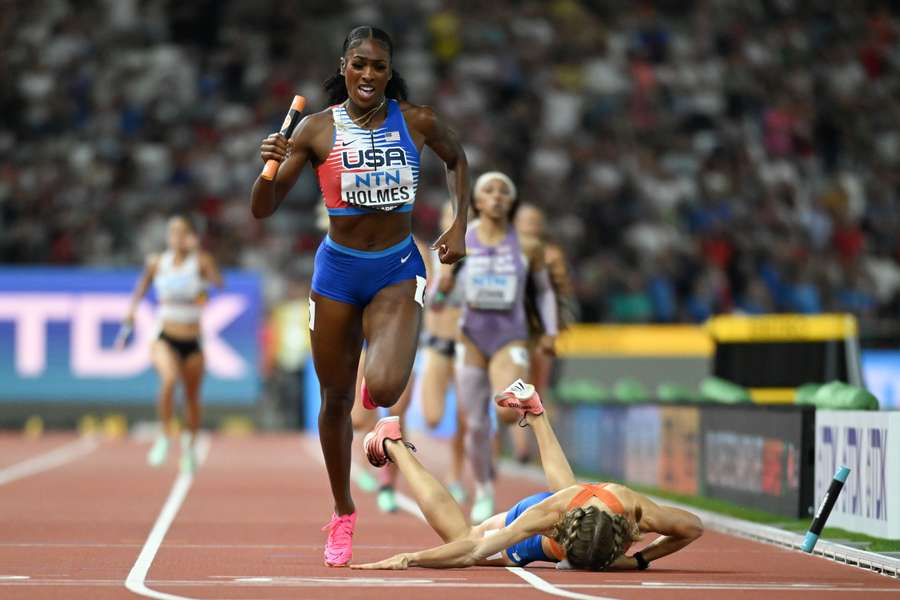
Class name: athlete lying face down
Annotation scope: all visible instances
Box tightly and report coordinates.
[352,380,703,571]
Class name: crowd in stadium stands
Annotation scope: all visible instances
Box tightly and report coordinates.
[3,0,899,324]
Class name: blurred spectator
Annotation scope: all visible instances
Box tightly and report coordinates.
[2,0,899,327]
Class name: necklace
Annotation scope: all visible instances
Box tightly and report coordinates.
[343,97,386,129]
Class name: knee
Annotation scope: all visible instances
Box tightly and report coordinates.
[319,389,354,421]
[160,377,177,394]
[465,414,490,437]
[364,371,408,408]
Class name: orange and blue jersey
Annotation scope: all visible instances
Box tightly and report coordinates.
[504,483,624,567]
[316,99,420,216]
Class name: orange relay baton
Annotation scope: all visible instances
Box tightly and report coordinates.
[261,95,306,181]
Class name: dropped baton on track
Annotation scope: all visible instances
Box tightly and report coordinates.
[801,465,850,553]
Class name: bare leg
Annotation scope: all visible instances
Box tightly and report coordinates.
[181,352,204,442]
[310,292,365,516]
[488,341,532,463]
[382,373,415,488]
[362,279,423,408]
[451,405,466,483]
[350,351,380,490]
[509,424,532,463]
[488,341,530,426]
[525,412,576,492]
[384,439,471,543]
[421,348,453,428]
[150,341,179,437]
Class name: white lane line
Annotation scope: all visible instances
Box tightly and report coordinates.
[124,434,211,600]
[0,437,99,486]
[0,576,29,580]
[1,541,408,550]
[3,577,900,592]
[326,438,618,600]
[507,567,617,600]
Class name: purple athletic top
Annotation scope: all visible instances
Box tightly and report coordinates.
[460,224,529,357]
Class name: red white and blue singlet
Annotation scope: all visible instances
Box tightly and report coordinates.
[310,99,426,307]
[316,99,420,216]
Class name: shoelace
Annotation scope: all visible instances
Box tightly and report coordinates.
[321,514,355,544]
[496,392,533,427]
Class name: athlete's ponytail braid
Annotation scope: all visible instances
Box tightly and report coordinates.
[553,506,633,571]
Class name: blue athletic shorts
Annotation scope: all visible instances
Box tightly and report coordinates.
[312,235,426,307]
[504,492,554,566]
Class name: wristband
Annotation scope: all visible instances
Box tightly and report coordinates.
[633,551,650,570]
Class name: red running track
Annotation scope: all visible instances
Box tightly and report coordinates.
[0,432,898,599]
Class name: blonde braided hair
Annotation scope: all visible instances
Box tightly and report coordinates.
[552,506,635,571]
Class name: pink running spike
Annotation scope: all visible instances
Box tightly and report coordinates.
[322,511,356,567]
[494,379,544,417]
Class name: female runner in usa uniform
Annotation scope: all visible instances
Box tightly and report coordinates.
[250,26,469,567]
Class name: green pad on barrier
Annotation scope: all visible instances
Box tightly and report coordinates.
[794,383,822,405]
[656,382,697,403]
[613,377,649,403]
[796,381,879,410]
[699,376,751,404]
[555,379,610,404]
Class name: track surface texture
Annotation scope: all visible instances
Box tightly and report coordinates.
[0,432,898,599]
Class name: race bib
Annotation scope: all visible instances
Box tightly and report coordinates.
[341,167,415,210]
[465,271,518,310]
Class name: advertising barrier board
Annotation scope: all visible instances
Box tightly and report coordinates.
[815,410,900,539]
[0,267,261,405]
[700,406,815,518]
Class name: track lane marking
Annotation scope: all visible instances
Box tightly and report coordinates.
[124,434,210,600]
[0,436,99,486]
[506,567,617,600]
[4,576,898,592]
[322,437,619,600]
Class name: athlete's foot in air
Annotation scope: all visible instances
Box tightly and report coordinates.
[147,435,169,467]
[322,511,357,567]
[494,379,544,418]
[360,378,376,410]
[363,416,415,468]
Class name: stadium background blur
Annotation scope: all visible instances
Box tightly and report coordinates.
[3,0,900,556]
[2,0,899,416]
[6,0,900,316]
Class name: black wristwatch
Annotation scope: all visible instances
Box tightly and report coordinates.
[633,551,650,570]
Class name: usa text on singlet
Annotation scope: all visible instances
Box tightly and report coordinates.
[316,99,421,215]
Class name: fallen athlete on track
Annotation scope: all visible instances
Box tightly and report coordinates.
[353,380,703,571]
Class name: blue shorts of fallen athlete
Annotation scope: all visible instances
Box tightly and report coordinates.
[311,235,426,307]
[504,491,555,566]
